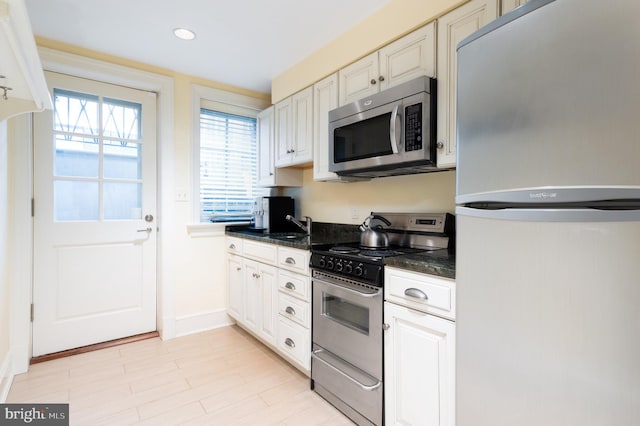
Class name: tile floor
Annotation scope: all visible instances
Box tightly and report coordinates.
[7,325,353,425]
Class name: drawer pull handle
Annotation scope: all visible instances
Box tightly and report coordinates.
[285,257,296,265]
[285,282,296,291]
[285,306,296,316]
[405,288,428,300]
[229,243,236,249]
[285,338,296,348]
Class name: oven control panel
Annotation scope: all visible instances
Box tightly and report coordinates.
[310,253,383,286]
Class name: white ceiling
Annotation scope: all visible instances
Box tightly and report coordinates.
[25,0,393,94]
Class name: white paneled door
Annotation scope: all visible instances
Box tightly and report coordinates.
[32,72,157,356]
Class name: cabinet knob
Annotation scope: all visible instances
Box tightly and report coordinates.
[229,244,236,249]
[383,323,390,331]
[290,149,295,153]
[378,75,385,82]
[436,141,444,150]
[269,172,274,176]
[236,267,241,271]
[370,78,377,85]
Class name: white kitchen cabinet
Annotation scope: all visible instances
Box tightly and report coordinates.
[243,258,277,345]
[338,23,436,106]
[436,0,499,168]
[226,237,311,374]
[384,266,456,426]
[257,106,303,187]
[312,73,340,181]
[227,254,243,321]
[275,87,313,168]
[384,301,456,426]
[501,0,528,14]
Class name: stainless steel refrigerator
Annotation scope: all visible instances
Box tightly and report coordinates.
[455,1,640,425]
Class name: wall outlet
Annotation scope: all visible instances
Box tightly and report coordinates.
[350,207,359,220]
[176,190,188,202]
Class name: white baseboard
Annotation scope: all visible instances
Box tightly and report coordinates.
[174,309,234,337]
[0,350,13,403]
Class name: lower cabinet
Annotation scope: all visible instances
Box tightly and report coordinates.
[384,267,456,426]
[243,259,277,346]
[226,237,311,374]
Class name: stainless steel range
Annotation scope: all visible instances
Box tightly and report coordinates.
[310,212,455,426]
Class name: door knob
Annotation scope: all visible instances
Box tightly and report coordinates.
[145,214,154,222]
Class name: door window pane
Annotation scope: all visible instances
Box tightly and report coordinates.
[104,182,142,220]
[54,135,99,178]
[104,141,142,180]
[103,97,142,139]
[53,89,99,135]
[54,180,99,221]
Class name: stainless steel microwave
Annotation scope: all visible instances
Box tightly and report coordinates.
[328,76,437,178]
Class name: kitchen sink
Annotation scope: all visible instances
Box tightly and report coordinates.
[269,233,309,241]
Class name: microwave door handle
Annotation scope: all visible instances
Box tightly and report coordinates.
[389,105,400,154]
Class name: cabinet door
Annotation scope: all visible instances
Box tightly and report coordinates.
[290,87,314,166]
[243,259,261,333]
[274,97,292,167]
[436,0,498,168]
[313,73,339,181]
[227,254,243,321]
[257,106,275,186]
[257,263,277,344]
[384,302,456,426]
[501,0,528,14]
[379,22,436,91]
[339,52,380,106]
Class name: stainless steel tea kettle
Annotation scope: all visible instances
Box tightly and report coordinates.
[359,214,391,249]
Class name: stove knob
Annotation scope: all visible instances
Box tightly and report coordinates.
[318,257,326,268]
[326,259,334,270]
[354,264,364,277]
[335,262,343,272]
[344,263,353,274]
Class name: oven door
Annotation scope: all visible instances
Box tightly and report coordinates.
[312,271,383,378]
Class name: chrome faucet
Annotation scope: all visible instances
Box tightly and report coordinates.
[285,215,312,235]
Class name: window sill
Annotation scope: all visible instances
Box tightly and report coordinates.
[186,221,251,238]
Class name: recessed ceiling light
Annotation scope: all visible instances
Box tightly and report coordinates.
[173,28,196,40]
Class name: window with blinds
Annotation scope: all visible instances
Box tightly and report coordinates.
[199,108,260,223]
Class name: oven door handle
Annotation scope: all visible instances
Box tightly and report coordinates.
[315,276,381,298]
[312,349,382,392]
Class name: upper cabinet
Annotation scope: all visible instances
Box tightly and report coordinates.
[0,0,52,121]
[435,0,499,168]
[275,87,313,168]
[501,0,529,15]
[339,23,436,106]
[312,73,340,182]
[257,106,302,187]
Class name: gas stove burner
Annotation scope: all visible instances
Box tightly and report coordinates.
[359,249,401,258]
[330,246,361,254]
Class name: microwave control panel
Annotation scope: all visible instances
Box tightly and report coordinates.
[405,103,423,152]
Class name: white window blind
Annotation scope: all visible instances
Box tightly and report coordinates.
[199,108,259,223]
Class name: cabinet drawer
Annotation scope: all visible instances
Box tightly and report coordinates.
[277,317,310,371]
[278,270,310,302]
[226,236,243,254]
[277,246,309,274]
[243,239,277,264]
[278,292,310,328]
[385,267,456,320]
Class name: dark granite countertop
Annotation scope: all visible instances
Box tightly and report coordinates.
[383,251,456,280]
[225,223,456,280]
